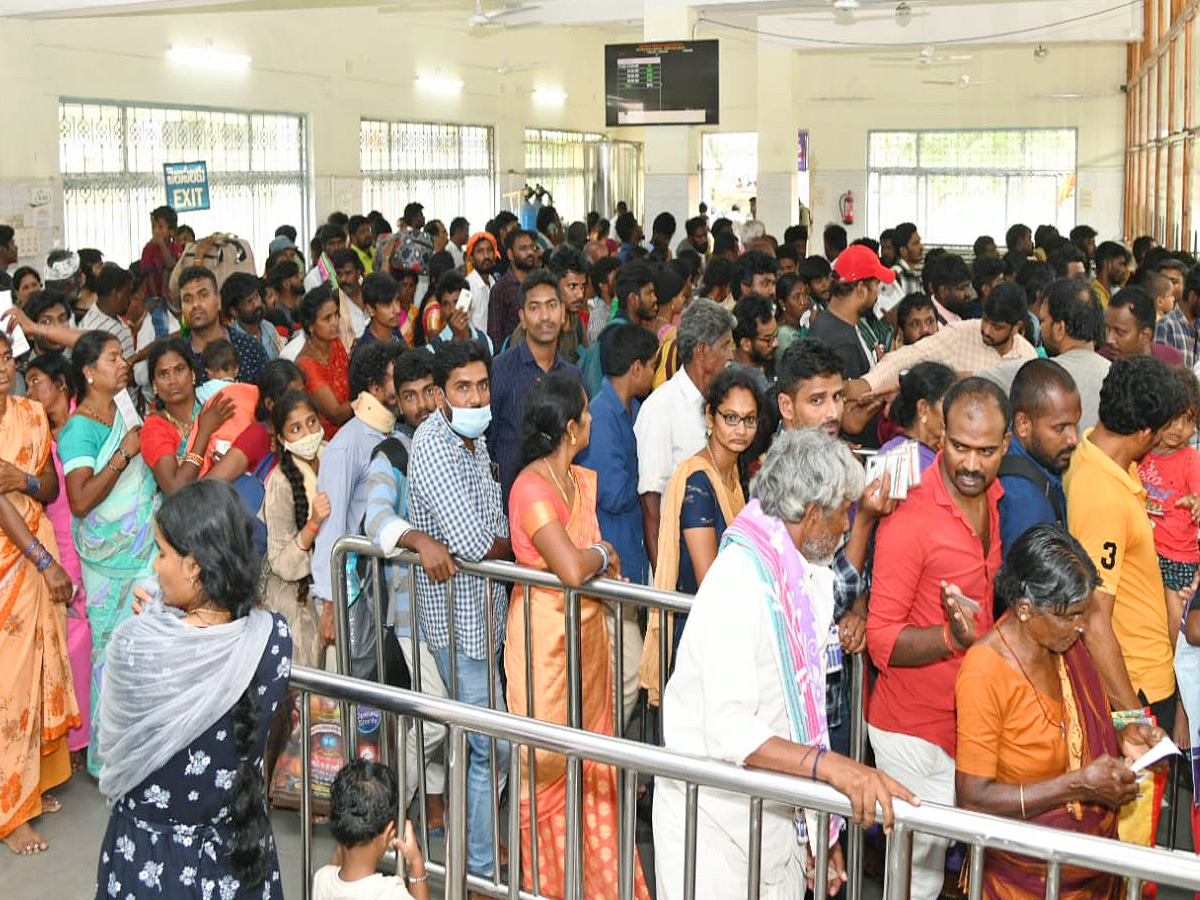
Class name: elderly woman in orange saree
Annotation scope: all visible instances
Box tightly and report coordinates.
[0,330,80,857]
[955,524,1162,900]
[504,372,651,899]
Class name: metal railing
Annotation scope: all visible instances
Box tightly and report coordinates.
[289,663,1200,900]
[326,534,873,900]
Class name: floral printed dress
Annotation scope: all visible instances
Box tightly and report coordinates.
[94,615,293,900]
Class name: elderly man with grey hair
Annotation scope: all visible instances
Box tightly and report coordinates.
[634,296,736,570]
[654,428,918,900]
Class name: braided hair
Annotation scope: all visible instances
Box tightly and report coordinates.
[270,390,319,604]
[156,480,273,889]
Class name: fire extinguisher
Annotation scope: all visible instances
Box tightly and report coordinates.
[839,190,855,226]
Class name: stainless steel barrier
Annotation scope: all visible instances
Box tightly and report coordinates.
[289,663,1200,900]
[326,534,872,897]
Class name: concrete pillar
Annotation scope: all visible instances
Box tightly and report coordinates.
[640,3,701,235]
[754,42,801,240]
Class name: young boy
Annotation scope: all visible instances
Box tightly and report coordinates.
[192,339,257,473]
[140,205,182,301]
[313,760,429,900]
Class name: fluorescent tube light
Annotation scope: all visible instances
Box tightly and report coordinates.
[416,74,464,94]
[532,88,568,103]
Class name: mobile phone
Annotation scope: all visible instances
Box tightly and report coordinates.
[946,586,982,615]
[456,288,473,313]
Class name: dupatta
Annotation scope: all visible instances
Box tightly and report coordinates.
[638,454,745,703]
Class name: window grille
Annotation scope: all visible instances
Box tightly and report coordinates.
[361,119,495,230]
[867,129,1077,245]
[524,129,643,222]
[59,99,309,267]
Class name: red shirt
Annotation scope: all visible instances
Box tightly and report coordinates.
[1138,445,1200,563]
[140,239,183,299]
[298,340,350,440]
[866,453,1002,757]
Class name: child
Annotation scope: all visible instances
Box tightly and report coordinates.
[1138,365,1200,645]
[313,760,429,900]
[189,339,258,473]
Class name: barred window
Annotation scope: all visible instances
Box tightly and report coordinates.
[867,129,1077,245]
[361,119,495,230]
[59,99,309,268]
[524,128,643,222]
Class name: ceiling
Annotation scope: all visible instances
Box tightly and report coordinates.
[0,0,1144,48]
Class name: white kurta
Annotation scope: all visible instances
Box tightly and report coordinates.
[653,542,836,900]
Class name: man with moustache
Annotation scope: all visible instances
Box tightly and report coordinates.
[867,378,1008,900]
[487,229,539,348]
[223,272,283,360]
[464,231,499,335]
[487,269,581,505]
[363,348,456,832]
[996,359,1081,559]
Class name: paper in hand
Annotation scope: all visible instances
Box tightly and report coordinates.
[114,389,143,430]
[0,291,31,357]
[1130,735,1181,773]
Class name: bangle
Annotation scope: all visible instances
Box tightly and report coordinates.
[812,747,825,781]
[304,520,320,535]
[590,542,610,576]
[25,473,40,496]
[183,452,204,468]
[107,461,124,475]
[1019,783,1027,820]
[407,874,428,884]
[117,447,132,463]
[22,537,39,559]
[33,546,54,572]
[943,621,957,654]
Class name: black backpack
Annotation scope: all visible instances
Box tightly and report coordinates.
[998,453,1065,524]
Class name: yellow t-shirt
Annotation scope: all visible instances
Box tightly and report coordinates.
[1064,430,1174,704]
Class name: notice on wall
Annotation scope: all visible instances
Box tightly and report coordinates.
[163,161,210,212]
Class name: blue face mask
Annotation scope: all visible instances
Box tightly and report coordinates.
[449,404,492,439]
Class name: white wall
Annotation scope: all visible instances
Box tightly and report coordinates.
[0,7,1130,265]
[796,42,1128,244]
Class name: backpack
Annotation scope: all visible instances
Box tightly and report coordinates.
[237,450,275,566]
[998,453,1065,524]
[168,233,257,294]
[354,434,414,688]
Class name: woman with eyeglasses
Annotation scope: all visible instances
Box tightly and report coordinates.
[641,366,762,696]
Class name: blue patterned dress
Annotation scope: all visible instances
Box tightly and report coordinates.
[94,615,293,900]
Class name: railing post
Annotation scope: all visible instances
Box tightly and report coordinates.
[523,584,541,891]
[564,754,585,900]
[445,724,469,900]
[565,588,583,730]
[815,811,831,900]
[684,782,700,900]
[299,689,313,900]
[885,824,913,900]
[847,651,867,900]
[613,600,625,738]
[331,539,357,759]
[619,765,637,900]
[370,554,390,769]
[968,842,984,900]
[485,575,502,890]
[445,576,458,701]
[507,744,521,900]
[746,796,763,900]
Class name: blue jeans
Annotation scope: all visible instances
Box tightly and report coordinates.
[431,647,510,876]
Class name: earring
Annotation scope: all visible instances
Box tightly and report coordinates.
[87,377,94,384]
[570,434,577,446]
[920,415,927,424]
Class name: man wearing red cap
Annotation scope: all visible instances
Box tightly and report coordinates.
[808,244,897,384]
[464,231,499,335]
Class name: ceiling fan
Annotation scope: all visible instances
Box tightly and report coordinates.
[821,0,929,25]
[922,73,996,89]
[468,0,540,28]
[871,45,972,66]
[465,58,547,74]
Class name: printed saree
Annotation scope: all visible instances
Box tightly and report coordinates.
[0,398,80,839]
[504,465,651,899]
[58,411,159,776]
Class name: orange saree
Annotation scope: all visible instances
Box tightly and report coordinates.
[505,465,651,900]
[0,397,80,840]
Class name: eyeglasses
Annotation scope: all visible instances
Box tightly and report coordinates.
[716,409,758,429]
[753,331,779,345]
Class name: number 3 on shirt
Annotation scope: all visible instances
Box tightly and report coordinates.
[1100,541,1117,570]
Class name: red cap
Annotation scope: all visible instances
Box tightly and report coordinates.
[832,244,896,284]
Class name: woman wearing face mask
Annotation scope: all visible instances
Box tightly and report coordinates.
[57,330,158,777]
[260,390,328,669]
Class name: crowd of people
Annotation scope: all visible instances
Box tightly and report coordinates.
[0,201,1197,900]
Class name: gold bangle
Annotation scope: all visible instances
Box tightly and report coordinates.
[1019,783,1027,820]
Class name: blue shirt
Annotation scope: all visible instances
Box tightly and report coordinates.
[576,379,648,585]
[998,434,1065,559]
[486,339,581,507]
